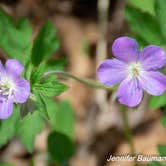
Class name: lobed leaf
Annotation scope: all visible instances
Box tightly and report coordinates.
[31,21,60,66]
[0,108,19,147]
[48,100,75,139]
[47,131,75,163]
[127,0,155,15]
[125,6,164,45]
[155,0,166,41]
[0,10,32,64]
[33,80,68,97]
[16,111,44,153]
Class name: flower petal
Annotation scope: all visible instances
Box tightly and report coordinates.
[0,98,13,119]
[14,78,30,103]
[117,77,143,107]
[139,45,166,70]
[139,71,166,96]
[97,59,127,86]
[5,59,24,77]
[112,36,139,62]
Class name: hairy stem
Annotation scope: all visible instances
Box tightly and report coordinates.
[42,70,113,91]
[120,105,135,156]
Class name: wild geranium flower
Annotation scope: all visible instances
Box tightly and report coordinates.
[0,59,30,119]
[97,36,166,107]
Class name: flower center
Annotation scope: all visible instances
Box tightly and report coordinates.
[127,62,144,78]
[0,77,15,101]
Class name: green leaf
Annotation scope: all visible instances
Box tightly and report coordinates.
[0,107,19,147]
[127,0,155,15]
[35,93,49,119]
[48,100,74,139]
[150,92,166,110]
[31,21,60,66]
[162,109,166,127]
[147,161,163,166]
[16,111,44,153]
[33,80,68,97]
[47,131,75,163]
[24,62,34,81]
[158,144,166,156]
[44,98,57,121]
[155,0,166,41]
[0,10,32,64]
[45,58,67,72]
[125,6,164,45]
[147,144,166,165]
[38,98,74,139]
[0,163,15,166]
[30,63,45,85]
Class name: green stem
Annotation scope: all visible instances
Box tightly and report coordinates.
[42,70,113,91]
[120,105,135,156]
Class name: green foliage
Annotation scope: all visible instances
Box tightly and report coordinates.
[155,0,166,41]
[125,6,164,45]
[127,0,155,15]
[0,10,32,65]
[126,3,166,129]
[33,80,68,97]
[35,93,49,119]
[161,109,166,127]
[47,131,75,164]
[147,161,163,166]
[31,21,60,66]
[48,100,75,139]
[0,10,71,155]
[24,61,34,80]
[148,145,166,166]
[0,105,45,154]
[45,100,75,165]
[158,144,166,156]
[30,63,46,85]
[0,108,19,147]
[45,58,67,72]
[44,98,57,121]
[0,163,14,166]
[150,94,166,127]
[16,111,44,153]
[150,92,166,110]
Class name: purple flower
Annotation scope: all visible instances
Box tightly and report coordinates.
[0,59,30,119]
[97,36,166,107]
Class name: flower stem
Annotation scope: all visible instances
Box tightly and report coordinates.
[42,70,113,91]
[120,105,135,156]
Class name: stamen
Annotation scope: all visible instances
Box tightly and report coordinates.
[128,62,144,78]
[0,83,14,101]
[132,67,139,77]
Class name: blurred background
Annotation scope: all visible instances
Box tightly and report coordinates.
[0,0,165,166]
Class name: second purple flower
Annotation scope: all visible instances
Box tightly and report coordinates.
[0,59,30,119]
[97,36,166,107]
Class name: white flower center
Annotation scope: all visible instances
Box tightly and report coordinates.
[0,75,15,101]
[127,62,144,78]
